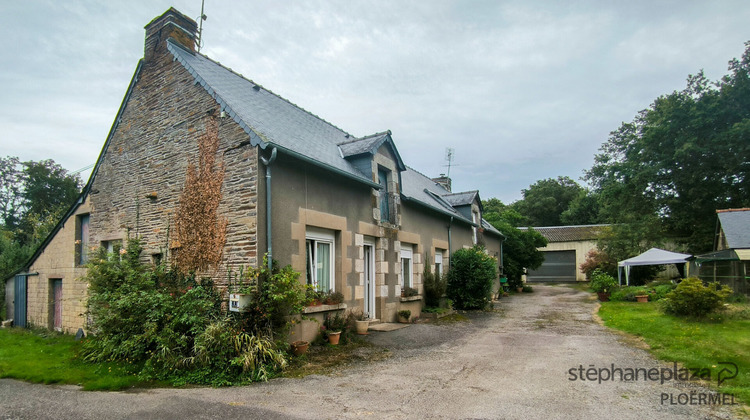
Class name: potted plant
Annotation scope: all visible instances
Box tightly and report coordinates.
[401,286,418,298]
[323,290,344,306]
[589,269,618,302]
[290,340,309,356]
[398,309,411,323]
[635,294,649,303]
[322,312,346,345]
[350,309,370,334]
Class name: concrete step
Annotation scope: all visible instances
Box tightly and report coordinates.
[367,318,381,325]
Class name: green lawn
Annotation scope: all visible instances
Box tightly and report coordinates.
[0,328,146,390]
[599,302,750,403]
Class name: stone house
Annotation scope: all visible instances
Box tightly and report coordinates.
[6,8,504,337]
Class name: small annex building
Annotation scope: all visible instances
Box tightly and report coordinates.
[521,224,608,283]
[6,8,504,337]
[695,208,750,295]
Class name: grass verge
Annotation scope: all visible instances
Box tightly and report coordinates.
[0,328,146,391]
[598,302,750,404]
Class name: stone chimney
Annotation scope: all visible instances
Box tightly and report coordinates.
[144,8,198,62]
[432,174,452,192]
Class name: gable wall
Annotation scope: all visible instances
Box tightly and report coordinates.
[24,197,91,333]
[88,47,258,287]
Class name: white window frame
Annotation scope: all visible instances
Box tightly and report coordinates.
[435,250,443,276]
[306,227,335,292]
[400,243,413,288]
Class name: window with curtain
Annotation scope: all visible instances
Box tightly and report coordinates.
[306,228,335,292]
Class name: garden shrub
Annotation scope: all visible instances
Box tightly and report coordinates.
[82,238,304,386]
[446,245,497,310]
[609,286,649,302]
[651,284,676,301]
[660,277,732,317]
[589,269,618,294]
[423,264,446,308]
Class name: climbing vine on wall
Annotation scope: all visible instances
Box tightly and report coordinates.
[173,117,228,273]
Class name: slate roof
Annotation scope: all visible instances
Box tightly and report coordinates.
[168,40,500,236]
[442,191,479,207]
[338,131,389,157]
[168,40,376,186]
[521,224,609,242]
[717,208,750,249]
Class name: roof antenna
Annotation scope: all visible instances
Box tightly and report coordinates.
[444,147,455,178]
[196,0,208,52]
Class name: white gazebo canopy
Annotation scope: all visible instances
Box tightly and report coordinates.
[617,248,692,285]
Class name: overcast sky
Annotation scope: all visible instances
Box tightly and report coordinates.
[1,1,748,203]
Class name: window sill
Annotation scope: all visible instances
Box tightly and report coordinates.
[400,296,421,302]
[303,303,347,314]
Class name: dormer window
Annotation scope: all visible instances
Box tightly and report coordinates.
[378,167,392,223]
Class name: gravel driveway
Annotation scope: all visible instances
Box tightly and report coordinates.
[0,284,743,419]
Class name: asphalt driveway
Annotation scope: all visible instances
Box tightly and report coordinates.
[0,285,743,419]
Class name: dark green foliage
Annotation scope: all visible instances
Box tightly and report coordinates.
[482,198,547,285]
[661,277,733,317]
[589,269,618,293]
[586,43,750,253]
[423,264,447,308]
[610,286,649,302]
[446,246,497,310]
[0,157,82,279]
[397,310,411,319]
[560,190,601,226]
[510,176,584,227]
[652,284,676,301]
[82,239,301,386]
[522,285,533,293]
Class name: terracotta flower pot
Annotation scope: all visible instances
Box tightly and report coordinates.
[516,287,524,293]
[635,295,649,303]
[597,292,610,302]
[291,340,309,356]
[398,316,409,324]
[355,320,369,335]
[327,331,341,345]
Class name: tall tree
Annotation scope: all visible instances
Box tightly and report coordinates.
[483,199,547,284]
[512,176,584,227]
[586,42,750,253]
[0,156,82,278]
[560,189,601,226]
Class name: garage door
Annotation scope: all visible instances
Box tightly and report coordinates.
[526,250,576,282]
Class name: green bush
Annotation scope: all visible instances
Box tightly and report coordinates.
[522,285,533,293]
[610,286,649,302]
[423,264,447,308]
[660,277,732,317]
[446,246,497,310]
[589,269,618,293]
[81,238,304,386]
[651,284,676,300]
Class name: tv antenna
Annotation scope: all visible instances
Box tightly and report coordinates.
[196,0,208,52]
[444,147,455,178]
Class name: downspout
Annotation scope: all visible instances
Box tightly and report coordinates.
[261,147,277,271]
[447,216,453,267]
[499,237,504,274]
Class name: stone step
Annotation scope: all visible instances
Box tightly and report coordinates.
[367,318,381,325]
